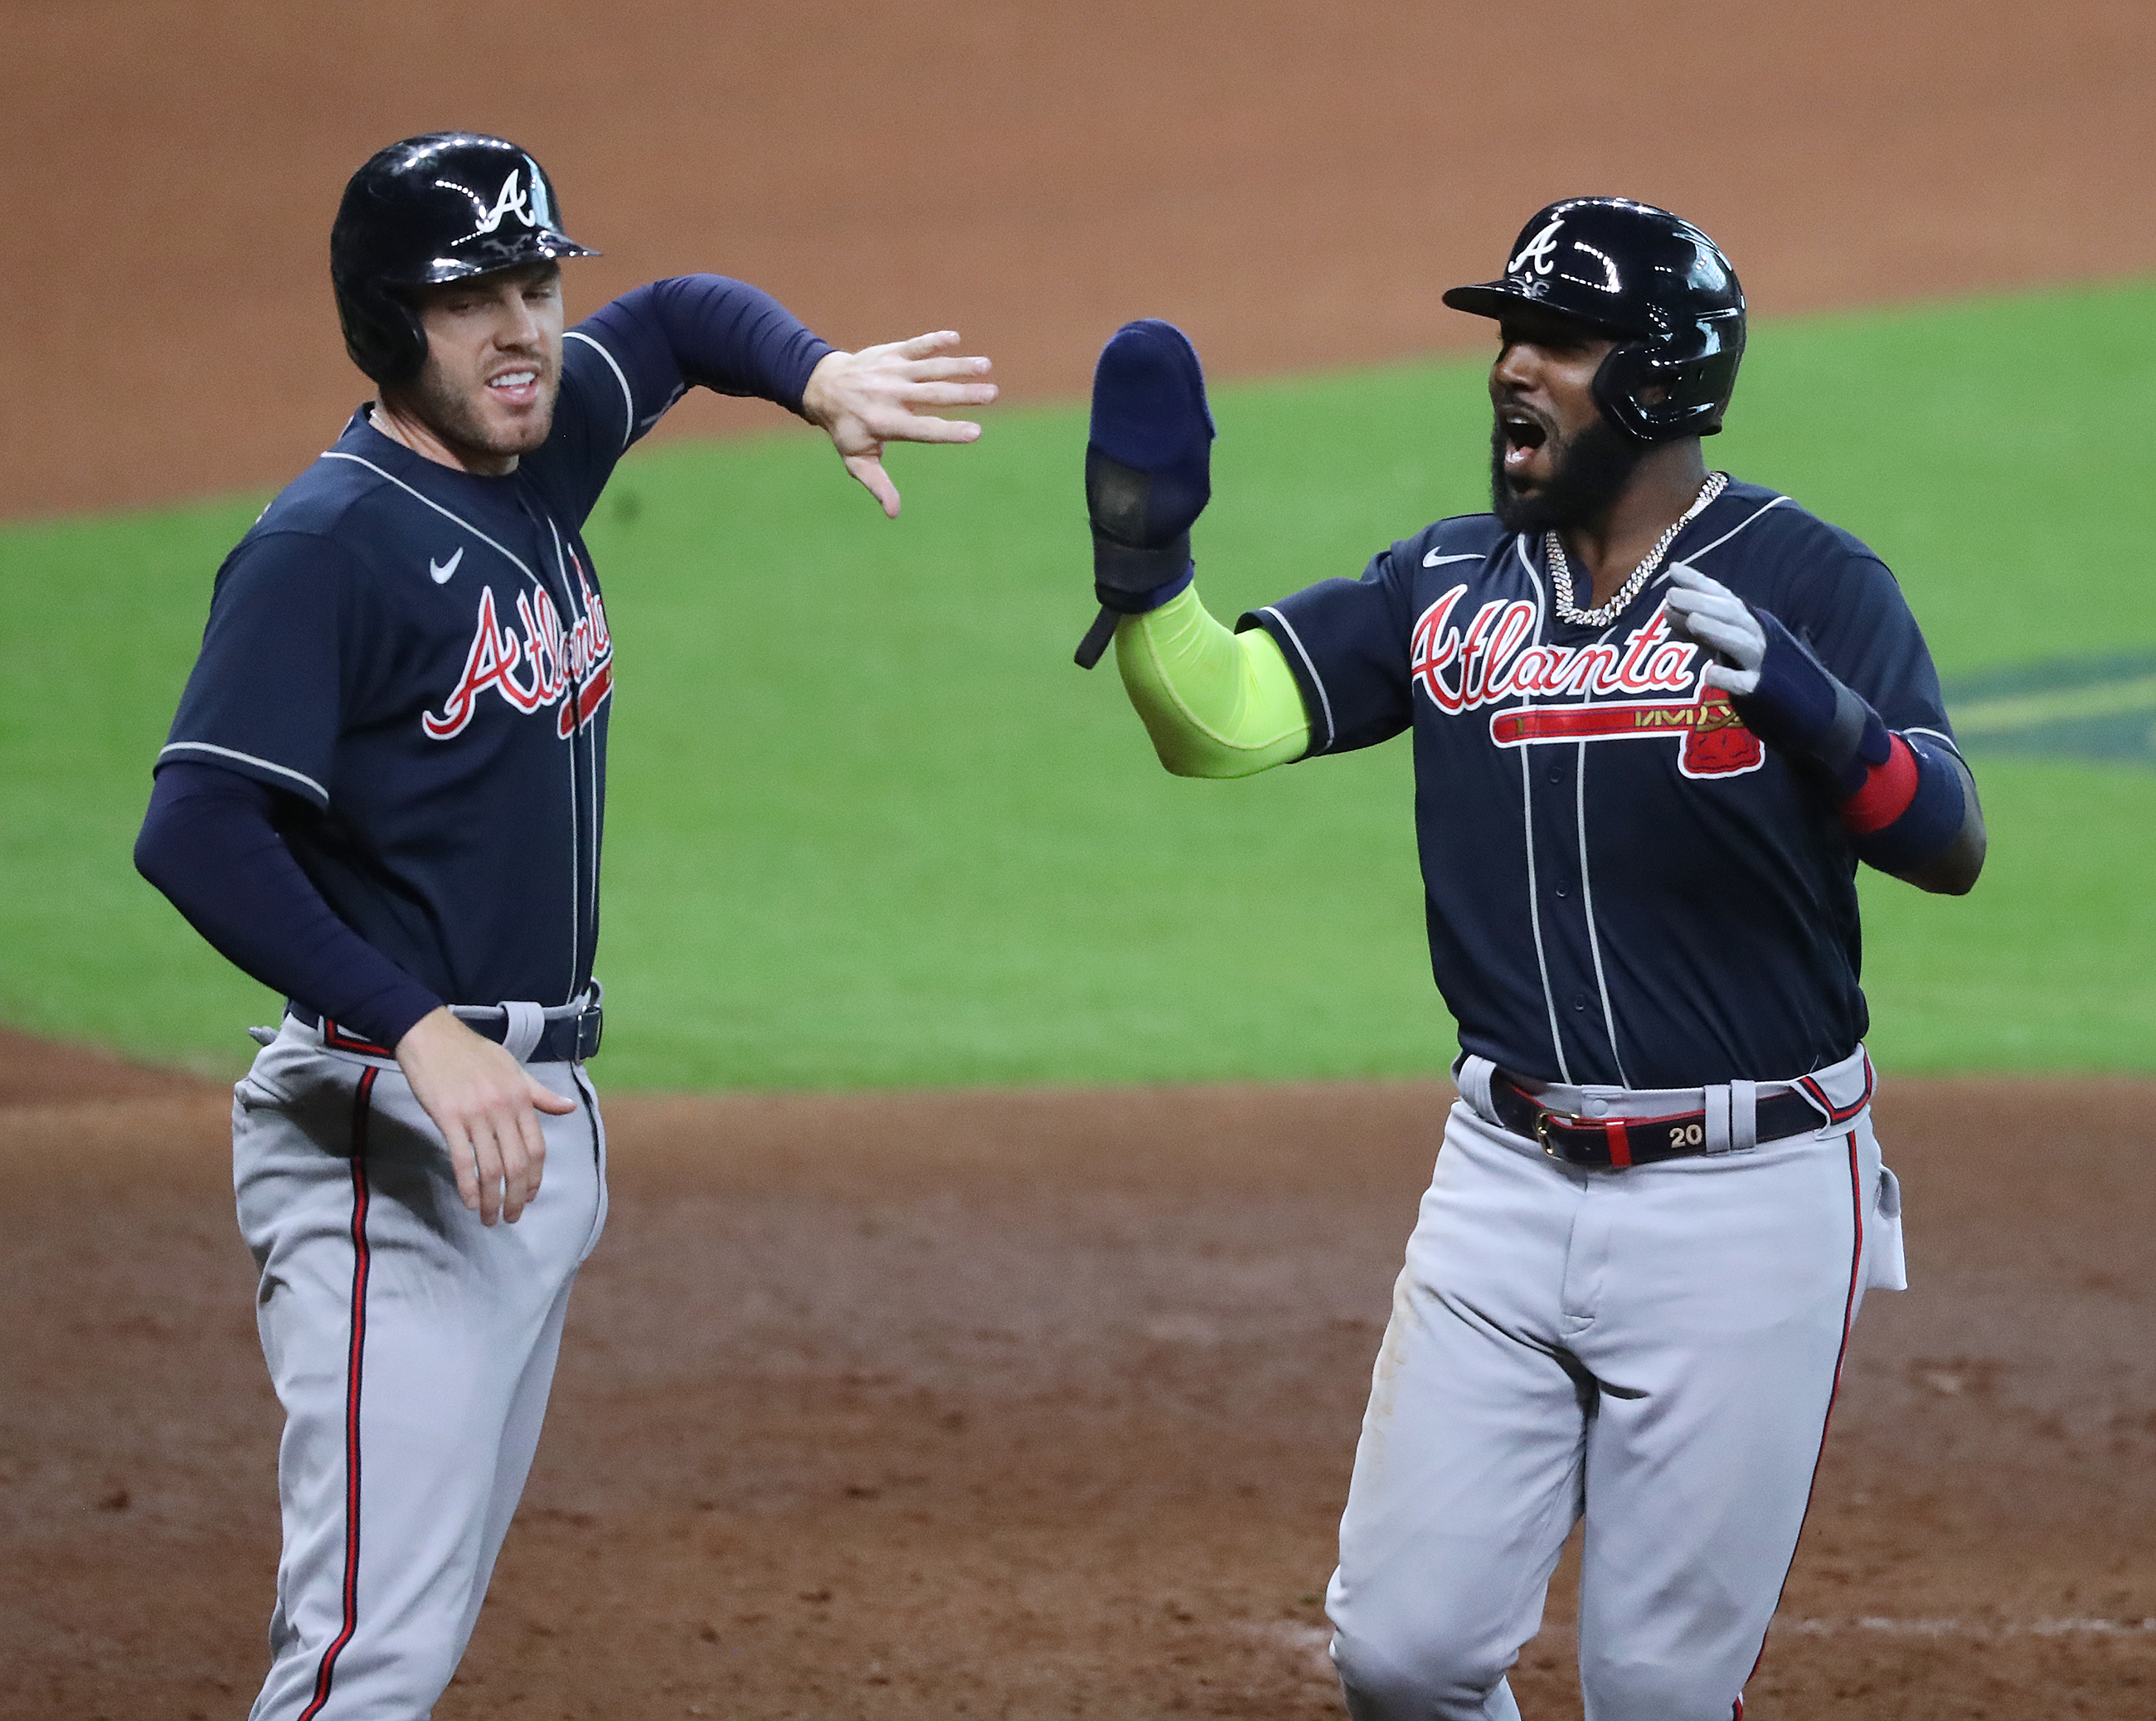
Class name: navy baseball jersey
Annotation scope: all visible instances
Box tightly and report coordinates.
[158,277,829,1013]
[1242,479,1957,1089]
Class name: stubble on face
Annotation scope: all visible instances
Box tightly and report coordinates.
[1489,412,1645,537]
[382,263,564,471]
[399,355,561,464]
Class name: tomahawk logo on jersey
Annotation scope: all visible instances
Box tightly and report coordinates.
[1242,479,1960,1090]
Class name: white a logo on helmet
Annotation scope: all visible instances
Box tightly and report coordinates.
[1508,218,1565,279]
[473,170,535,235]
[521,156,555,227]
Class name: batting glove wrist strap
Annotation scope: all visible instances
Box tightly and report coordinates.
[1731,609,1889,796]
[1092,525,1195,611]
[1728,610,1976,874]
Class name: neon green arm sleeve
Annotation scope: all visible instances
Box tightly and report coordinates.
[1112,584,1311,777]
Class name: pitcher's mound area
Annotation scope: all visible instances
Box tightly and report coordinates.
[2,1056,2152,1720]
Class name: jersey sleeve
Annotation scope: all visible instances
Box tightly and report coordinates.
[1774,544,1957,751]
[537,275,837,522]
[1236,540,1418,756]
[158,532,371,808]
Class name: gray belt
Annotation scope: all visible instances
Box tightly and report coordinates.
[289,983,604,1064]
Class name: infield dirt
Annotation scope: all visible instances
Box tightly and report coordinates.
[3,1044,2154,1720]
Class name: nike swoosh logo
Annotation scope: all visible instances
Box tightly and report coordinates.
[429,547,464,584]
[1423,550,1482,567]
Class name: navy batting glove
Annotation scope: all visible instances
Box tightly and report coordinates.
[1076,319,1216,668]
[1733,610,1891,796]
[1731,609,1979,884]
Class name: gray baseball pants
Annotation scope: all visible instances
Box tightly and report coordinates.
[232,1016,607,1720]
[1328,1047,1902,1721]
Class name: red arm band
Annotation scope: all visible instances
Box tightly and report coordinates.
[1839,734,1920,835]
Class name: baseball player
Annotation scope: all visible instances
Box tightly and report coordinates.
[1078,199,1982,1720]
[133,133,993,1718]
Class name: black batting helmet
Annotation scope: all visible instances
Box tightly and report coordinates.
[329,133,599,386]
[1443,198,1746,443]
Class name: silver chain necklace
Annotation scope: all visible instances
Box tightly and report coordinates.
[1544,471,1728,629]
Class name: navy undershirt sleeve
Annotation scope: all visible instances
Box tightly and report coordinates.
[579,275,833,439]
[134,762,441,1048]
[541,275,836,521]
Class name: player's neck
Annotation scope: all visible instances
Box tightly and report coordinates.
[369,400,522,478]
[1558,442,1711,609]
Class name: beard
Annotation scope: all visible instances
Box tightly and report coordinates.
[1490,413,1646,535]
[395,360,559,464]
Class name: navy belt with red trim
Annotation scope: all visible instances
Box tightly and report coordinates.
[290,1000,604,1065]
[1491,1077,1823,1168]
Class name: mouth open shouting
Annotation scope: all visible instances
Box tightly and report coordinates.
[1497,404,1553,485]
[1489,401,1644,537]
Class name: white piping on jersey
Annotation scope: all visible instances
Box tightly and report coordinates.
[1260,605,1337,754]
[1508,535,1574,1082]
[1902,725,1964,758]
[321,452,548,593]
[1650,492,1791,582]
[566,329,636,454]
[1543,530,1638,1087]
[158,740,328,801]
[544,513,586,1002]
[1510,532,1542,587]
[1573,720,1634,1087]
[1502,495,1790,1083]
[1517,742,1573,1084]
[321,447,603,1006]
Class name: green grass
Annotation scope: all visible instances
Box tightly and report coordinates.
[2,496,283,1075]
[4,278,2152,1084]
[1856,760,2156,1071]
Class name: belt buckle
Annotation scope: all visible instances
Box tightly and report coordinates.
[575,1004,605,1062]
[1532,1106,1575,1159]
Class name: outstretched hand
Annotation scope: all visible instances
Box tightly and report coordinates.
[800,332,996,518]
[394,1007,578,1226]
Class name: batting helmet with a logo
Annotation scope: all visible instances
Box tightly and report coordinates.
[329,133,600,386]
[1443,197,1746,443]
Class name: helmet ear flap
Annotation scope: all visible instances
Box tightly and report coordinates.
[1592,343,1661,445]
[1592,333,1738,445]
[335,281,427,387]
